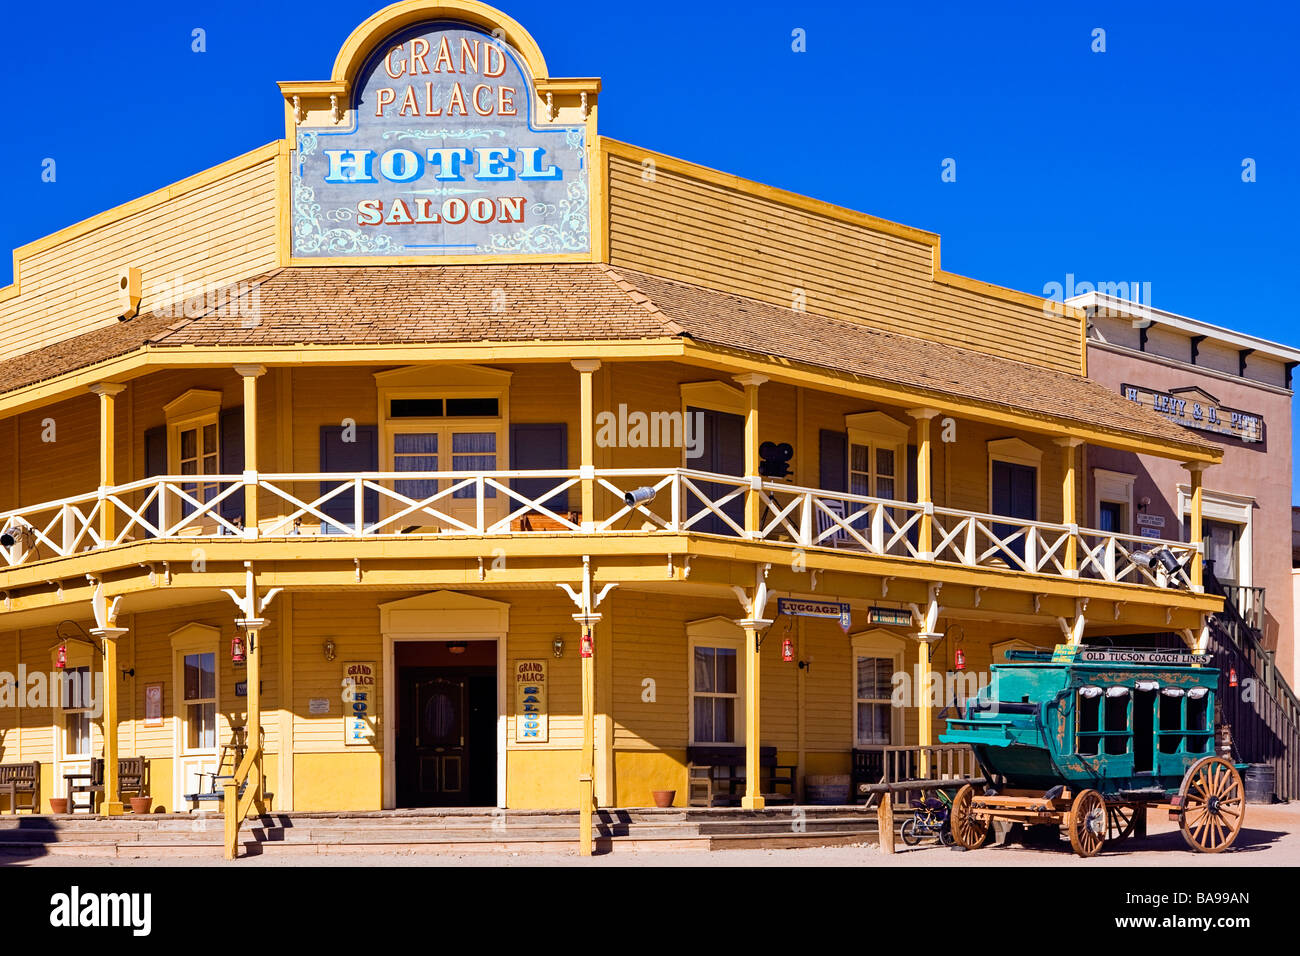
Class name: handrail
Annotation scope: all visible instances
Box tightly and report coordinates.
[222,740,263,860]
[0,469,1206,592]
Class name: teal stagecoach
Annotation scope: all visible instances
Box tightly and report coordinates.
[939,645,1244,856]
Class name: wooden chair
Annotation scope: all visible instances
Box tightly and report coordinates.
[0,761,40,814]
[67,757,148,812]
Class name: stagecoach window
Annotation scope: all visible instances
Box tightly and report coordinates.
[1076,689,1101,756]
[1159,693,1184,754]
[1186,692,1211,754]
[1103,692,1129,755]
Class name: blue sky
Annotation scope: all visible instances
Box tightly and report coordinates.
[1,0,1296,483]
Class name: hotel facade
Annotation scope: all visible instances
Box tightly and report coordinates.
[0,1,1246,841]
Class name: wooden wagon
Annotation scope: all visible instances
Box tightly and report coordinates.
[939,645,1244,857]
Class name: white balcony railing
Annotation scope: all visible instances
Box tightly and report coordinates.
[0,469,1198,589]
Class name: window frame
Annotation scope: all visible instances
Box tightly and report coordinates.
[1093,468,1135,534]
[845,412,909,504]
[169,623,222,759]
[163,389,225,514]
[687,617,747,748]
[376,366,512,524]
[850,628,905,750]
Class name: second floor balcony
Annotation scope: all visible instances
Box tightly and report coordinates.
[0,464,1201,592]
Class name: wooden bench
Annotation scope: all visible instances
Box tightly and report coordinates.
[66,757,149,812]
[0,761,40,814]
[686,746,796,807]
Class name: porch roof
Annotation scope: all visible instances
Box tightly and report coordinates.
[0,262,1218,457]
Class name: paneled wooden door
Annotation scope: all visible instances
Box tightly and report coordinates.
[397,667,496,807]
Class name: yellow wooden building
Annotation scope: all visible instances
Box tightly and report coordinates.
[0,0,1224,852]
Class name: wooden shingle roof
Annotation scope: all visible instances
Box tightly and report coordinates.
[0,262,1216,455]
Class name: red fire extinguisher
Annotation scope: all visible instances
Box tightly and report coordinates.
[954,647,966,672]
[782,637,794,663]
[55,643,67,670]
[580,629,593,659]
[231,634,246,664]
[1229,667,1238,688]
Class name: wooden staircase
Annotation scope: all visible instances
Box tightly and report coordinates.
[1203,567,1300,800]
[0,806,882,859]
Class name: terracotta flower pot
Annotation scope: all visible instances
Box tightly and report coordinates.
[130,797,153,815]
[652,789,676,808]
[48,798,69,815]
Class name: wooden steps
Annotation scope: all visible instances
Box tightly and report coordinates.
[0,806,881,858]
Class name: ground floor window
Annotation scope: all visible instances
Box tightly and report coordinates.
[183,652,217,751]
[851,629,904,748]
[61,665,92,757]
[691,645,738,744]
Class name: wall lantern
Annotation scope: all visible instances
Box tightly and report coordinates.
[322,639,337,662]
[782,637,794,663]
[1229,667,1239,688]
[954,648,966,672]
[552,636,565,658]
[55,643,68,670]
[231,634,246,664]
[580,629,593,659]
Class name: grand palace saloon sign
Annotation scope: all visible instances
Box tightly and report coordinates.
[292,22,590,258]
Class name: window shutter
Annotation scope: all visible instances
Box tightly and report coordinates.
[219,407,245,527]
[143,426,167,536]
[819,429,848,493]
[320,425,379,532]
[509,423,568,513]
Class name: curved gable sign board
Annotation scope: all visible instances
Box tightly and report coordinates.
[292,20,589,258]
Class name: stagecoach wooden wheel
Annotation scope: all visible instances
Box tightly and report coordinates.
[1068,789,1107,857]
[1106,802,1137,842]
[1178,756,1245,853]
[950,784,990,850]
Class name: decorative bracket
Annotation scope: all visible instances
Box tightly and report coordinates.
[88,576,122,631]
[330,94,342,124]
[557,554,618,625]
[221,562,283,623]
[292,95,304,125]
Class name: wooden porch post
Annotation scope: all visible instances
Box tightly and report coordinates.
[239,617,266,804]
[740,620,768,809]
[234,365,266,537]
[908,408,939,559]
[1185,462,1207,591]
[89,383,126,544]
[572,360,601,532]
[1055,437,1083,576]
[90,625,128,815]
[734,373,768,537]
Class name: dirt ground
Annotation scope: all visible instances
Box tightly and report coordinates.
[8,801,1297,867]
